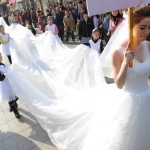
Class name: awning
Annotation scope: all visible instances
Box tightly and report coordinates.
[87,0,150,16]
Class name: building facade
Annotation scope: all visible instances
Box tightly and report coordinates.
[0,0,59,14]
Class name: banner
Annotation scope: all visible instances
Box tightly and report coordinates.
[87,0,150,16]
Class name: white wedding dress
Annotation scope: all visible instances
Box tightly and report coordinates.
[1,18,150,150]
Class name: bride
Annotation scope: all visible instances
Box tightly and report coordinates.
[0,4,150,150]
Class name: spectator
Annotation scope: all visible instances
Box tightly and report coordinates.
[79,10,94,46]
[26,10,32,25]
[92,15,100,28]
[103,12,111,43]
[71,9,77,26]
[89,28,104,53]
[21,10,27,26]
[52,8,64,41]
[25,19,36,36]
[15,10,23,24]
[78,0,87,20]
[97,18,105,41]
[31,8,37,28]
[46,9,52,17]
[63,10,75,43]
[108,10,124,35]
[3,13,10,26]
[28,24,36,35]
[37,12,46,32]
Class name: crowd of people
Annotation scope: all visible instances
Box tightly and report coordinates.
[2,0,149,53]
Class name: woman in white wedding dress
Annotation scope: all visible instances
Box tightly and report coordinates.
[0,4,150,150]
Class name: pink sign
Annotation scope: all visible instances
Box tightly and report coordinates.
[87,0,150,15]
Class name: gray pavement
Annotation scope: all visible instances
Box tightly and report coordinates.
[0,100,56,150]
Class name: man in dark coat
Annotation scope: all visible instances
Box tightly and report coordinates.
[79,10,94,46]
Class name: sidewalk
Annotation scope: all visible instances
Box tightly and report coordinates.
[0,100,57,150]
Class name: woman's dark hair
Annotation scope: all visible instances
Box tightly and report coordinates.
[133,5,150,24]
[110,11,123,26]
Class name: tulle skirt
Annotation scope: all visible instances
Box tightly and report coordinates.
[82,87,150,150]
[6,66,150,150]
[0,43,10,56]
[2,21,150,150]
[0,78,17,102]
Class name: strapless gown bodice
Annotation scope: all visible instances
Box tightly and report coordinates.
[122,41,150,94]
[124,58,150,93]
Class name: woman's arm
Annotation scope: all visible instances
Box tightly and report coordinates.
[111,48,134,89]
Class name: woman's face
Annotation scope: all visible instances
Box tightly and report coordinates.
[133,17,150,42]
[112,11,118,16]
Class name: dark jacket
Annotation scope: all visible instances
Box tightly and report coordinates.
[53,14,64,30]
[79,18,94,40]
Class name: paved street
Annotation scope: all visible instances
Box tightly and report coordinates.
[0,100,56,150]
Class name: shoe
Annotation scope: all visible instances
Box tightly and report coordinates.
[13,106,21,119]
[9,100,18,112]
[9,101,13,112]
[9,101,21,119]
[15,113,21,119]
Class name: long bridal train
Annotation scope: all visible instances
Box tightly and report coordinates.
[1,18,150,150]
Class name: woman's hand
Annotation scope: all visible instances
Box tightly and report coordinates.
[123,42,134,64]
[123,50,134,64]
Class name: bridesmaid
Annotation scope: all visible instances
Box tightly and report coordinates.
[0,53,20,118]
[0,25,12,64]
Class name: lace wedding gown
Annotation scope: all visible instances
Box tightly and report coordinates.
[1,18,150,150]
[82,41,150,150]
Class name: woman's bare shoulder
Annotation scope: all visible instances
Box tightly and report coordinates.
[111,49,123,62]
[146,41,150,50]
